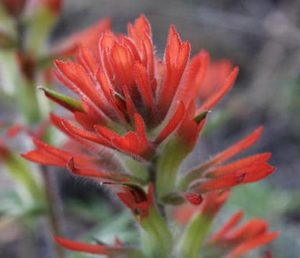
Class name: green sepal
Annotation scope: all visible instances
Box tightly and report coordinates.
[194,111,208,124]
[160,192,185,205]
[41,87,83,112]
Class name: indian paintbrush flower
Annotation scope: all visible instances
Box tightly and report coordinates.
[23,15,278,258]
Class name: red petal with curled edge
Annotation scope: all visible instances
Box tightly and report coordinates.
[66,157,124,181]
[198,163,274,192]
[110,42,135,87]
[22,137,95,169]
[54,237,115,255]
[95,125,149,158]
[50,114,110,147]
[228,232,279,258]
[94,125,120,142]
[165,25,181,64]
[22,149,66,167]
[142,33,155,88]
[155,102,186,144]
[210,211,244,242]
[121,83,137,118]
[73,112,96,130]
[134,113,148,144]
[209,152,272,177]
[157,26,190,117]
[176,50,209,106]
[120,35,141,62]
[133,63,154,111]
[96,70,129,125]
[197,66,239,113]
[127,14,152,52]
[111,132,140,152]
[226,219,268,242]
[176,101,207,149]
[203,126,264,168]
[55,60,104,109]
[77,45,98,75]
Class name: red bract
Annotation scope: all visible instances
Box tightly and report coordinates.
[54,237,135,256]
[209,211,279,258]
[180,126,275,194]
[22,137,131,183]
[24,14,275,200]
[29,15,238,162]
[22,15,278,257]
[174,191,229,225]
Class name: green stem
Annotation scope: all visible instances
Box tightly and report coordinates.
[156,139,188,199]
[140,207,173,258]
[177,215,213,258]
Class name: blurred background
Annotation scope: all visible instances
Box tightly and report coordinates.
[0,0,300,257]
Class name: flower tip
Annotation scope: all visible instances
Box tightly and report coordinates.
[229,66,240,82]
[168,24,180,40]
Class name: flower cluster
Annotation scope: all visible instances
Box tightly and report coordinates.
[23,15,278,258]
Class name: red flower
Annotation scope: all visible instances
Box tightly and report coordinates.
[179,126,275,194]
[22,137,132,183]
[209,211,279,258]
[24,14,274,201]
[22,14,278,257]
[30,15,238,162]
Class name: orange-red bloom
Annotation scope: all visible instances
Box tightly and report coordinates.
[180,126,275,194]
[209,211,279,258]
[22,14,278,257]
[26,15,238,163]
[23,14,275,200]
